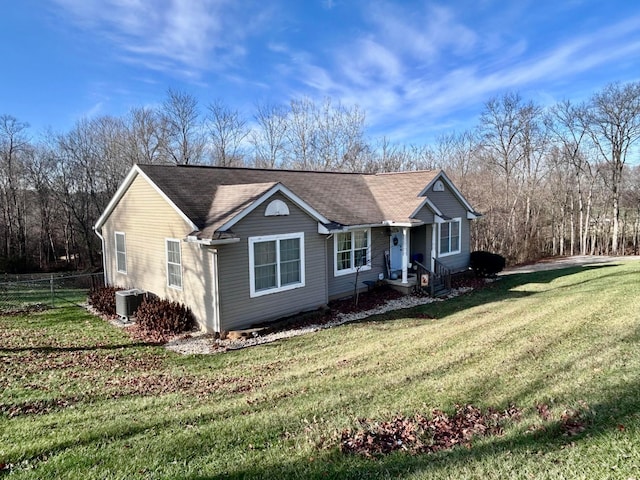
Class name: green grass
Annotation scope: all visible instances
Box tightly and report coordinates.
[0,282,88,312]
[1,261,639,479]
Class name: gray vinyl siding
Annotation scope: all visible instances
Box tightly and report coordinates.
[426,183,471,272]
[412,205,435,224]
[327,227,388,299]
[216,193,327,331]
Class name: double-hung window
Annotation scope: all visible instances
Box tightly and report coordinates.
[334,229,371,276]
[115,232,127,274]
[166,239,182,289]
[439,219,461,256]
[249,233,305,297]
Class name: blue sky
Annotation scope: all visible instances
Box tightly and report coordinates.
[2,0,640,144]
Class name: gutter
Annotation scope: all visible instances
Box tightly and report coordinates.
[319,220,420,234]
[185,236,241,246]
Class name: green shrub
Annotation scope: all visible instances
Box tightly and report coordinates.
[135,297,195,335]
[88,285,124,316]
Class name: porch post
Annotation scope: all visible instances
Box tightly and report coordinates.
[401,227,408,284]
[431,224,437,272]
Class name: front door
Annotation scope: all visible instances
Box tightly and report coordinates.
[390,233,404,272]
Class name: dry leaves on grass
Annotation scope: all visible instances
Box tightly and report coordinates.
[340,404,522,457]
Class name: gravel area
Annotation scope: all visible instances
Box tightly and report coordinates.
[165,287,474,355]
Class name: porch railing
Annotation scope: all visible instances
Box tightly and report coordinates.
[412,259,452,296]
[432,258,452,295]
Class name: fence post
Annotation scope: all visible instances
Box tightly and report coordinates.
[50,274,54,308]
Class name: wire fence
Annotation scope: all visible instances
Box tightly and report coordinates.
[0,272,104,314]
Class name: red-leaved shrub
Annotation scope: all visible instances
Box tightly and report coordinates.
[135,297,195,335]
[88,286,124,316]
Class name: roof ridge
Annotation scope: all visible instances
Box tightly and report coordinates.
[138,163,369,175]
[374,169,439,176]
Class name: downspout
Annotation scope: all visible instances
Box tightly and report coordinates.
[93,226,108,286]
[210,248,221,333]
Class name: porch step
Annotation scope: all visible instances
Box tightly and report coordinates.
[432,284,451,297]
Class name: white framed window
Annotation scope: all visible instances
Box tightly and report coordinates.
[334,229,371,276]
[439,219,461,256]
[248,232,305,297]
[166,239,182,289]
[115,232,127,274]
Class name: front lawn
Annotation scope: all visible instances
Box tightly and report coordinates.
[1,261,639,479]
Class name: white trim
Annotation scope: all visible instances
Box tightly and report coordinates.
[401,227,409,284]
[186,236,240,246]
[165,238,183,290]
[248,232,305,298]
[114,231,127,274]
[409,196,443,219]
[94,227,108,286]
[94,165,198,232]
[333,228,372,277]
[210,249,221,333]
[220,183,329,231]
[438,218,462,257]
[318,223,331,234]
[264,199,290,216]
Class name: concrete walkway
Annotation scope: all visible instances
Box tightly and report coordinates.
[501,255,640,275]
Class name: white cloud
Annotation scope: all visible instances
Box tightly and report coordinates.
[289,5,640,142]
[52,0,266,78]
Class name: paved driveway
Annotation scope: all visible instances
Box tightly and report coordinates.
[501,255,640,275]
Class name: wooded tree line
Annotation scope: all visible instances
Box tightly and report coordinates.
[1,82,639,273]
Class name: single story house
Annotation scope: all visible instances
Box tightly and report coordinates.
[94,164,479,333]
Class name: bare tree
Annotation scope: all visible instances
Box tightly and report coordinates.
[285,98,315,169]
[160,88,205,165]
[582,81,640,254]
[124,107,168,165]
[206,99,248,167]
[0,115,31,263]
[250,102,288,168]
[547,100,600,255]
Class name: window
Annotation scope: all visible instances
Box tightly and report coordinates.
[249,233,304,297]
[334,229,371,276]
[115,232,126,274]
[166,239,182,289]
[439,219,461,256]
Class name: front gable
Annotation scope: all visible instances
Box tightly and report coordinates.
[412,172,477,223]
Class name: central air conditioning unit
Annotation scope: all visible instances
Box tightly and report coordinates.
[115,289,145,321]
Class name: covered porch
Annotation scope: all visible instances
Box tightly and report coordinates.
[383,224,452,296]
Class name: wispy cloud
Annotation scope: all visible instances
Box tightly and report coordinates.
[52,0,268,78]
[287,4,640,141]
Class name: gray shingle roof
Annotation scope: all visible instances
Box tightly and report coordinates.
[137,164,442,239]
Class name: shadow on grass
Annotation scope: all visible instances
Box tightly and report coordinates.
[363,264,616,324]
[193,377,640,480]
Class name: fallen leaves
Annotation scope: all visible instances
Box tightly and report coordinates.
[340,404,522,457]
